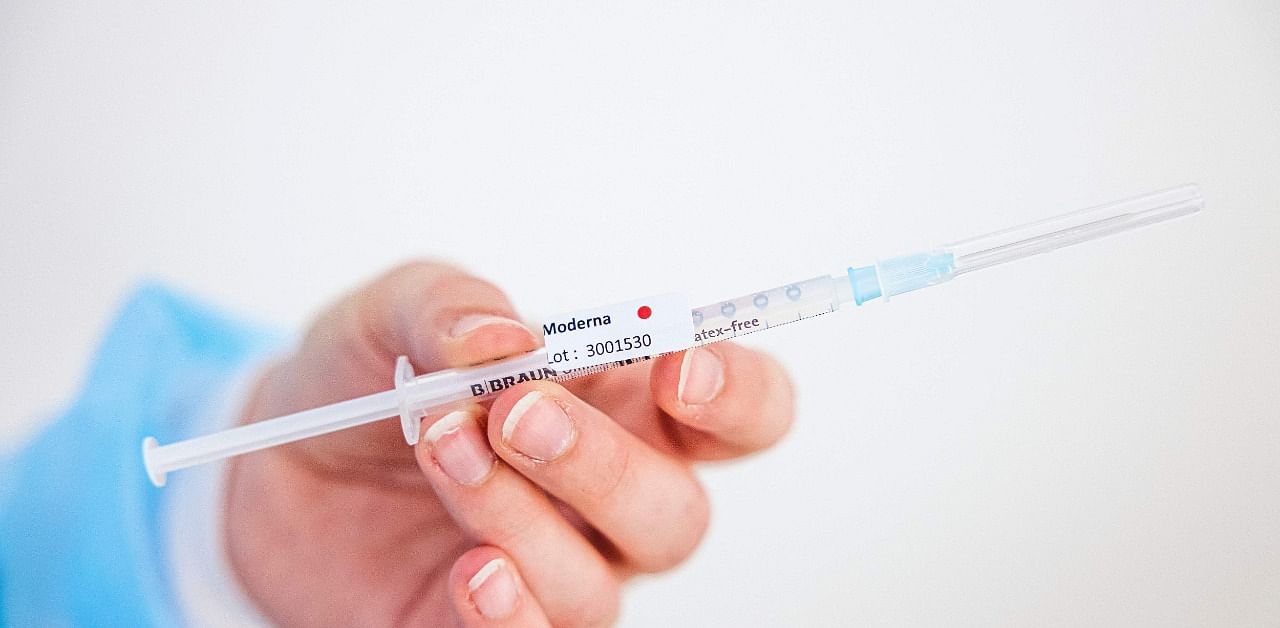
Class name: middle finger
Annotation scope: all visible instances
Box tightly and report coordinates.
[487,381,711,573]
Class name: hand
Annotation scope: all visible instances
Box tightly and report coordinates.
[224,262,795,627]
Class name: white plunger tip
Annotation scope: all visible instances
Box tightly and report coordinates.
[142,436,167,487]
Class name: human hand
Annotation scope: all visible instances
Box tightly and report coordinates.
[224,262,795,627]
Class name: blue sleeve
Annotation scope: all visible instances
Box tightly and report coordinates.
[0,283,281,626]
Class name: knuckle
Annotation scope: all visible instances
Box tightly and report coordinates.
[766,360,798,436]
[429,273,507,307]
[632,475,711,572]
[563,574,621,628]
[483,505,540,550]
[579,435,632,504]
[768,354,797,405]
[677,478,712,555]
[380,259,456,284]
[321,298,385,368]
[378,260,505,311]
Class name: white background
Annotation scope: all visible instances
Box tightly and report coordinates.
[3,1,1278,625]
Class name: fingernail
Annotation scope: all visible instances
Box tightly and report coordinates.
[450,314,531,339]
[502,390,574,462]
[425,410,495,486]
[678,348,724,405]
[468,558,517,619]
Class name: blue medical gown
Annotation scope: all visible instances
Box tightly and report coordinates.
[0,284,281,626]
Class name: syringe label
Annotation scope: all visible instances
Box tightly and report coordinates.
[542,293,694,370]
[468,366,560,396]
[692,317,763,343]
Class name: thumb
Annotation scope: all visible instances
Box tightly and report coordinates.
[367,261,538,371]
[252,261,538,478]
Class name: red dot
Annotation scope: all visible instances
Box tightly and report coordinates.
[637,305,652,319]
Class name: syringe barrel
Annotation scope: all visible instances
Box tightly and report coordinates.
[397,276,849,431]
[689,275,842,344]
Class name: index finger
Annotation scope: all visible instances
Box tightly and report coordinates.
[648,343,796,460]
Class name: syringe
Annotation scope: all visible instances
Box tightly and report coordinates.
[143,184,1204,486]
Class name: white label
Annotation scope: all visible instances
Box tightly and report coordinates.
[542,293,694,369]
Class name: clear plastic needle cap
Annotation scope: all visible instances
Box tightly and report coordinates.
[945,183,1204,276]
[848,183,1204,303]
